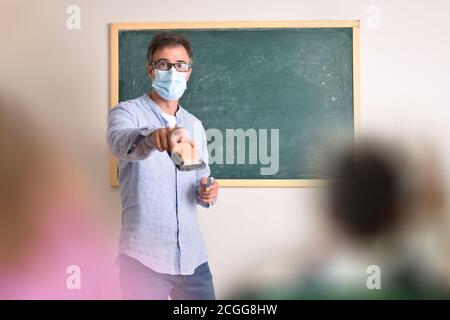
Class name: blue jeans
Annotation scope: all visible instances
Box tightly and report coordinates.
[119,254,216,300]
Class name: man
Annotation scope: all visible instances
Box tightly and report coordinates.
[107,31,219,300]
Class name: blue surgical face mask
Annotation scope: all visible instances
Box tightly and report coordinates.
[151,68,187,101]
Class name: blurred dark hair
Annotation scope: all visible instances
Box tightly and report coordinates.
[328,145,404,241]
[147,31,193,63]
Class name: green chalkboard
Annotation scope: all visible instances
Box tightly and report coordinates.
[115,23,358,185]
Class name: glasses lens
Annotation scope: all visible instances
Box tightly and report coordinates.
[175,63,190,72]
[155,61,170,71]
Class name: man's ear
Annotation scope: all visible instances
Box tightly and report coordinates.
[147,63,155,81]
[185,68,192,81]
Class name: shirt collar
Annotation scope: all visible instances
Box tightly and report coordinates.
[143,93,186,127]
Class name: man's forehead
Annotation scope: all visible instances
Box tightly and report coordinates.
[153,46,190,60]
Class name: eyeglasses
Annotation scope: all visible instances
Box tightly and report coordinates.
[151,59,192,72]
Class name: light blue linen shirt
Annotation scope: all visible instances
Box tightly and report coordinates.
[107,94,211,275]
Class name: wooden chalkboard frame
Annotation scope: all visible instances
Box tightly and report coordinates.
[109,20,360,188]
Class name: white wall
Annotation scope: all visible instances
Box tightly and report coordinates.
[1,0,449,298]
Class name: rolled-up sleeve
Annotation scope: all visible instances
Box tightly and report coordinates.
[107,104,159,162]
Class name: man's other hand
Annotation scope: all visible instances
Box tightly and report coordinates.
[198,177,219,205]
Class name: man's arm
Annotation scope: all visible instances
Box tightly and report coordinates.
[107,105,159,161]
[195,122,218,208]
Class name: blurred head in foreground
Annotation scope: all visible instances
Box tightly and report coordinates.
[327,142,406,245]
[0,95,119,299]
[316,140,450,298]
[232,139,450,299]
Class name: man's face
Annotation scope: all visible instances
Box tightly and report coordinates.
[147,45,192,81]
